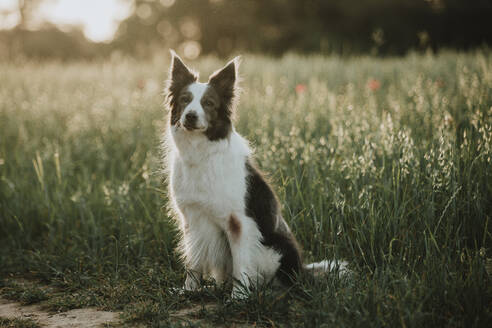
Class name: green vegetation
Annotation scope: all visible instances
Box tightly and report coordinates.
[1,51,491,327]
[0,317,40,328]
[1,280,48,305]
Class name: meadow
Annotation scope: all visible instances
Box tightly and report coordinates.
[0,51,491,327]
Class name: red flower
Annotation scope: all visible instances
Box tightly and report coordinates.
[137,79,145,90]
[368,79,381,91]
[295,84,306,94]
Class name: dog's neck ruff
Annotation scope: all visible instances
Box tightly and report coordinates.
[168,126,247,166]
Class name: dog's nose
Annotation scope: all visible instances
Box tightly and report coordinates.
[185,112,198,123]
[183,112,198,129]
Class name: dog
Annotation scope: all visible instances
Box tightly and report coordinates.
[163,51,346,298]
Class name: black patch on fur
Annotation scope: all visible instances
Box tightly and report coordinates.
[244,160,303,286]
[204,60,237,141]
[166,54,197,125]
[201,86,232,141]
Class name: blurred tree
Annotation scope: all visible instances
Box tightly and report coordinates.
[16,0,49,29]
[111,0,492,58]
[0,24,105,60]
[0,0,108,61]
[2,0,492,60]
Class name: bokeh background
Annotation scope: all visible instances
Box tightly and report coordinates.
[1,0,492,61]
[1,1,492,326]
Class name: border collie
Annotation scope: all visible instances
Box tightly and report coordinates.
[163,51,345,298]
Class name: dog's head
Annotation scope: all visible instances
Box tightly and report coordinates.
[165,51,239,141]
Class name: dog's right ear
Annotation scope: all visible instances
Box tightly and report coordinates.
[169,50,197,86]
[166,50,198,116]
[166,50,198,125]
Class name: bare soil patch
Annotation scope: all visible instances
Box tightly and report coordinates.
[0,298,120,328]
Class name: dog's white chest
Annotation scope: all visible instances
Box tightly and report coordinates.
[171,150,247,220]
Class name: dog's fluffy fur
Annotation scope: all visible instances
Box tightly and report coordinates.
[163,52,346,298]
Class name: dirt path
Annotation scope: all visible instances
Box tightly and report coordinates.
[0,279,247,327]
[0,298,120,328]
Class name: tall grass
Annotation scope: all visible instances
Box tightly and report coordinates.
[1,51,491,327]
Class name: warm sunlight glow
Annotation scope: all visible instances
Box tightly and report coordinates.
[0,0,20,30]
[38,0,133,42]
[0,0,133,42]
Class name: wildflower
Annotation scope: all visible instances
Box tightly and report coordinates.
[137,79,145,90]
[295,84,306,94]
[368,78,381,91]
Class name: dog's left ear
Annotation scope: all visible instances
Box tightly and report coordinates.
[208,57,240,99]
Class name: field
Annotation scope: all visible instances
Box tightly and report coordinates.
[0,51,491,327]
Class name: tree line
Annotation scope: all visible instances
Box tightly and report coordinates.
[2,0,492,60]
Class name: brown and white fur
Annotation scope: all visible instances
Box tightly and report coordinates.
[163,51,346,298]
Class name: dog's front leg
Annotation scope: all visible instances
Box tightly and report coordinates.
[181,231,204,291]
[226,214,262,299]
[184,268,202,291]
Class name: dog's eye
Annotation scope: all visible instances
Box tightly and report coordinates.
[179,95,190,104]
[203,99,214,107]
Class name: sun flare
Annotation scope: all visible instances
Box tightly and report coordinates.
[0,0,133,42]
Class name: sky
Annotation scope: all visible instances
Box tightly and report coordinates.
[0,0,134,42]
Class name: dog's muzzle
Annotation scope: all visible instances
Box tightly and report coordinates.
[183,112,198,130]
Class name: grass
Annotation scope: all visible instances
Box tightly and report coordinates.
[0,50,491,327]
[0,317,40,328]
[0,280,48,305]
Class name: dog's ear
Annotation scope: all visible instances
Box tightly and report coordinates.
[169,50,197,86]
[166,50,197,109]
[166,50,198,125]
[208,56,240,99]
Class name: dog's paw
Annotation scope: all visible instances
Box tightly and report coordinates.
[231,286,249,300]
[169,284,201,296]
[169,286,187,296]
[184,271,202,291]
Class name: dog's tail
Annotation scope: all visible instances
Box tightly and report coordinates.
[304,259,350,277]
